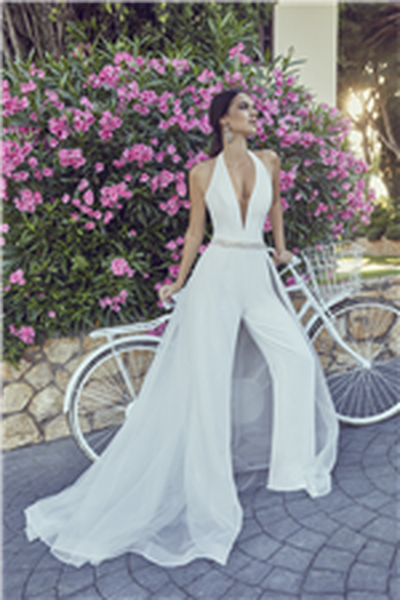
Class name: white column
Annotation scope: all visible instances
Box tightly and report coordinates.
[273,1,338,107]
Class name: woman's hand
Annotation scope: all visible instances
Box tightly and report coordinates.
[158,281,182,305]
[273,248,294,265]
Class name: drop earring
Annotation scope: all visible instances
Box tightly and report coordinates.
[223,123,233,143]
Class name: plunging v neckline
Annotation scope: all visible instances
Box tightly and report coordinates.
[221,151,257,230]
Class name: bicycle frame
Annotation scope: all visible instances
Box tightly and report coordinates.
[278,254,371,369]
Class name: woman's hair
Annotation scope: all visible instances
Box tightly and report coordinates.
[208,88,242,157]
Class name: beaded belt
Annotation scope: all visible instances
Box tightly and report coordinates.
[212,238,266,250]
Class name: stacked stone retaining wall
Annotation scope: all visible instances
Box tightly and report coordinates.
[2,277,399,451]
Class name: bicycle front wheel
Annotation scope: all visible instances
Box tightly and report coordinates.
[310,298,400,425]
[66,336,160,461]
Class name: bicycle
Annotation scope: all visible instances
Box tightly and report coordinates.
[64,241,400,461]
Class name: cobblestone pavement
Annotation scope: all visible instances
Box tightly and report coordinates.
[3,414,400,600]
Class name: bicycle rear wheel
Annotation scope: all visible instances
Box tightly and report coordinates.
[310,298,400,424]
[66,336,159,461]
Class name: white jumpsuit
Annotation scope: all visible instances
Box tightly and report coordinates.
[25,150,339,568]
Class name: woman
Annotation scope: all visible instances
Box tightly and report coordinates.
[25,89,338,569]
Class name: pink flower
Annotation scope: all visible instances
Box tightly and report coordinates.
[8,269,26,285]
[78,178,89,191]
[156,152,166,163]
[176,180,187,197]
[128,229,137,237]
[99,110,122,140]
[20,81,37,94]
[148,322,167,336]
[150,176,159,193]
[83,189,94,205]
[314,202,328,217]
[114,52,134,66]
[58,148,86,169]
[13,189,43,213]
[95,162,104,173]
[83,221,95,230]
[42,168,53,177]
[197,69,215,84]
[1,223,9,233]
[99,288,129,311]
[103,211,113,224]
[48,311,56,318]
[169,264,180,278]
[159,169,175,189]
[49,115,71,140]
[139,173,150,183]
[284,275,296,287]
[99,297,112,308]
[73,108,95,133]
[228,42,244,58]
[110,257,135,278]
[263,215,272,232]
[9,324,35,344]
[28,157,38,168]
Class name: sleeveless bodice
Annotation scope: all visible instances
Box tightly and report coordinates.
[205,150,272,245]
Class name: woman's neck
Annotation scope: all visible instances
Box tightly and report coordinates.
[222,137,249,163]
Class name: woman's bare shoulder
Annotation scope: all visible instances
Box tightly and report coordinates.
[254,148,278,164]
[190,157,218,193]
[254,149,278,177]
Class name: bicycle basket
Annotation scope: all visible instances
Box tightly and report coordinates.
[300,241,364,301]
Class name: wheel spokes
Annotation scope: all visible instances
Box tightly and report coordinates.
[70,341,159,460]
[312,302,400,423]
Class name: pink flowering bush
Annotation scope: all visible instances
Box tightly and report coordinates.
[2,37,373,362]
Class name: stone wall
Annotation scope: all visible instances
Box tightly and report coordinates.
[2,276,399,452]
[355,237,400,257]
[2,334,104,450]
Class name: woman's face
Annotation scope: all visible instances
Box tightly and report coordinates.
[220,93,258,137]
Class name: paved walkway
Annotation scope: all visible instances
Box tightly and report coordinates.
[3,415,400,600]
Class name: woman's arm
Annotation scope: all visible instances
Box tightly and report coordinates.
[268,152,293,264]
[158,166,207,303]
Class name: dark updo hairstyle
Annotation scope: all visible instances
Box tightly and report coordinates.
[208,88,242,157]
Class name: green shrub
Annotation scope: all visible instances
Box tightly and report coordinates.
[2,35,373,363]
[367,226,386,242]
[385,223,400,240]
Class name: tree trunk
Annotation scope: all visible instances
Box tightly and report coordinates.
[373,66,400,161]
[1,14,13,65]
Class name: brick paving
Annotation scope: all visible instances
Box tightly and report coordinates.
[3,414,400,599]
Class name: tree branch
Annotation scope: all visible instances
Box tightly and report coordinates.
[4,4,24,57]
[376,128,400,161]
